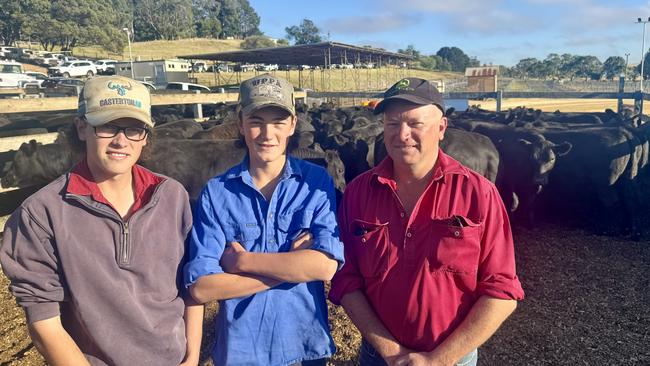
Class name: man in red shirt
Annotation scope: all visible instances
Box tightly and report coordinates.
[329,78,524,366]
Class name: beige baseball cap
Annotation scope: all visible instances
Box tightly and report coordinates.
[77,76,153,128]
[239,74,295,116]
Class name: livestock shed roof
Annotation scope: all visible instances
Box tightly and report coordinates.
[178,41,413,67]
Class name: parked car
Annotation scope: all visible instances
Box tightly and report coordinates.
[0,46,19,60]
[37,53,63,66]
[165,82,210,92]
[192,61,207,73]
[257,64,279,71]
[18,48,38,61]
[0,60,35,88]
[42,77,85,96]
[139,81,156,90]
[235,63,257,72]
[19,72,48,87]
[48,60,97,78]
[94,59,117,75]
[207,63,232,72]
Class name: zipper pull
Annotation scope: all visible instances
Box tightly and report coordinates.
[123,223,130,262]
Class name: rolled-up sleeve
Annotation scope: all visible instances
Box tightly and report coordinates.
[309,175,344,266]
[328,187,365,305]
[183,187,227,287]
[0,207,65,324]
[476,184,525,300]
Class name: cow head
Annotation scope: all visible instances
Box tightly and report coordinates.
[520,138,572,190]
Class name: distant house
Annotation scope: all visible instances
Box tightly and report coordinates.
[115,59,191,87]
[465,66,499,92]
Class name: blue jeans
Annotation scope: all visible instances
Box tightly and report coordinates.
[358,340,478,366]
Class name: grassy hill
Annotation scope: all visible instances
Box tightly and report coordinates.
[73,38,244,61]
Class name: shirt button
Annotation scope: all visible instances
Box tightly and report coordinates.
[361,238,366,243]
[406,232,412,238]
[400,212,405,218]
[269,238,275,244]
[454,231,460,237]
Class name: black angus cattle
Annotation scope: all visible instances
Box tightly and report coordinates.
[537,125,643,239]
[2,139,346,203]
[452,118,572,226]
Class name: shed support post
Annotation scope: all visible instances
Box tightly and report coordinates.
[496,90,502,113]
[192,91,203,119]
[618,76,625,114]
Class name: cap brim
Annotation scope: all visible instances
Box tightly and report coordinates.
[84,108,154,128]
[241,101,295,117]
[373,95,444,115]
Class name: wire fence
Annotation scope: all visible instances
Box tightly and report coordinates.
[441,77,646,93]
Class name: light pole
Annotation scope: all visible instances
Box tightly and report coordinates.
[122,27,134,79]
[625,52,630,79]
[637,17,650,92]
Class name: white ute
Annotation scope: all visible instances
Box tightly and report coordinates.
[0,60,35,88]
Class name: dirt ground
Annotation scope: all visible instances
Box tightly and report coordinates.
[1,222,648,365]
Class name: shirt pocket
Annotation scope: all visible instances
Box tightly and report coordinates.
[427,216,482,274]
[222,222,261,249]
[277,210,314,250]
[351,219,390,278]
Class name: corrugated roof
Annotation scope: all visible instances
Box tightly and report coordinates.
[178,41,413,66]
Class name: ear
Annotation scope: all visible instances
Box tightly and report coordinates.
[288,115,297,136]
[552,141,572,156]
[74,117,88,142]
[438,116,448,141]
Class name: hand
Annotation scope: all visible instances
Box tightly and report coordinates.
[393,352,445,366]
[290,231,313,251]
[220,241,246,273]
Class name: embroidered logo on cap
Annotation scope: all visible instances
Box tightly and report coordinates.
[108,81,132,96]
[396,79,410,89]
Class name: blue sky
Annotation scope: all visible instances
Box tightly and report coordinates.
[249,0,650,66]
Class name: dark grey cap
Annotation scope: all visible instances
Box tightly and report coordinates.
[374,77,445,114]
[239,74,296,116]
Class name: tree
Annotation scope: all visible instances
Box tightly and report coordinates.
[25,0,130,52]
[217,0,260,39]
[436,46,473,72]
[134,0,194,41]
[397,44,420,58]
[602,56,626,80]
[285,19,321,45]
[241,35,276,49]
[569,55,602,80]
[635,51,650,80]
[512,57,540,78]
[0,0,49,45]
[276,38,289,46]
[193,0,221,38]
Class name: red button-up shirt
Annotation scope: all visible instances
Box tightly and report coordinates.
[329,149,524,351]
[67,159,163,216]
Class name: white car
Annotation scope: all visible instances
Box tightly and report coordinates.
[94,59,117,74]
[20,72,48,87]
[0,60,37,88]
[48,60,97,78]
[165,82,210,92]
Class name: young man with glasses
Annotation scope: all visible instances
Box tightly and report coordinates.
[1,76,203,365]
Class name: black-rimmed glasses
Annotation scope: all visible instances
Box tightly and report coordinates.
[93,124,150,141]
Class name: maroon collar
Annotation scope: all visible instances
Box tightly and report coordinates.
[67,159,164,215]
[372,148,467,188]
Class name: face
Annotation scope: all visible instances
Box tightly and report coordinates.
[239,106,296,167]
[75,117,148,181]
[382,101,447,171]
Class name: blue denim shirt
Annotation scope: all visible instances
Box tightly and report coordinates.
[184,155,344,366]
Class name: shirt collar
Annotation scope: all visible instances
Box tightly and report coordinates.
[225,154,303,182]
[66,159,164,213]
[372,148,468,187]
